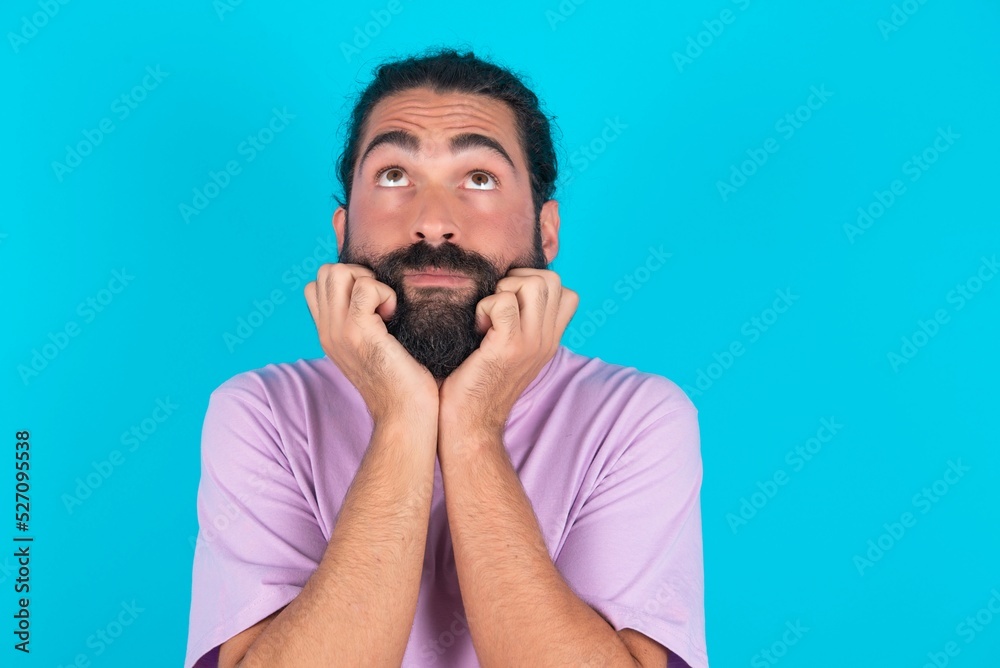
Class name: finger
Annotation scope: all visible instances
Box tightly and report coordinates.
[500,270,563,344]
[308,264,375,353]
[538,271,563,345]
[555,286,579,338]
[474,294,496,335]
[495,274,548,339]
[348,276,398,329]
[304,281,319,324]
[321,263,376,327]
[476,291,521,342]
[346,266,392,322]
[505,267,548,278]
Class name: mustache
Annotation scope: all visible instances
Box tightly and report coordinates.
[363,241,505,288]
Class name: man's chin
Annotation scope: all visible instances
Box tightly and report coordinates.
[396,338,482,380]
[387,304,483,379]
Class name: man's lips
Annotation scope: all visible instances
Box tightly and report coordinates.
[402,268,474,287]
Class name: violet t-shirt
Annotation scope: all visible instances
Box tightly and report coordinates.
[185,345,708,668]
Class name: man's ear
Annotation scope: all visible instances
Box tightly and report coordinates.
[539,199,561,264]
[332,206,346,256]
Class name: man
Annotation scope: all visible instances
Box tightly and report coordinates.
[186,49,708,668]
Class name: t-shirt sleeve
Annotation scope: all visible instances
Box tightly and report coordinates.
[554,403,708,668]
[185,376,328,668]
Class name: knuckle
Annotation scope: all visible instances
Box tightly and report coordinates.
[535,290,548,312]
[350,279,371,303]
[346,263,375,278]
[499,302,519,323]
[530,276,549,298]
[329,263,352,281]
[348,292,372,320]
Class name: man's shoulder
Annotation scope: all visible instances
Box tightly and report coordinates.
[554,346,697,418]
[205,356,351,421]
[211,356,336,395]
[200,356,362,461]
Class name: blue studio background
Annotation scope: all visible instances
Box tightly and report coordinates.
[4,0,999,666]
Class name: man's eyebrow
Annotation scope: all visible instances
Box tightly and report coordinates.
[358,129,420,170]
[357,129,518,174]
[449,132,517,173]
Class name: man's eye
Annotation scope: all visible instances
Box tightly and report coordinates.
[464,171,498,190]
[377,167,410,187]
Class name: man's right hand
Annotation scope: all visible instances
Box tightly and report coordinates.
[229,263,439,668]
[304,263,438,425]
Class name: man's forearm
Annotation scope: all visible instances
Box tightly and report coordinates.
[439,429,640,667]
[238,418,437,667]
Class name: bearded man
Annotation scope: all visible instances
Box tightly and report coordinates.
[185,48,708,668]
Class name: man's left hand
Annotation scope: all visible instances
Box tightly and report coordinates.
[438,268,578,442]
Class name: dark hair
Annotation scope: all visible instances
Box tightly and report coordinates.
[334,48,558,217]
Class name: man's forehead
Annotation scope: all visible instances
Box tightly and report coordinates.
[360,88,521,154]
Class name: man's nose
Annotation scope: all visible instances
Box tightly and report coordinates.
[409,186,461,246]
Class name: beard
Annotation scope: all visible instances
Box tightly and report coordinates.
[338,217,548,379]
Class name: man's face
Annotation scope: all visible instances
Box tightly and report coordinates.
[334,87,559,379]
